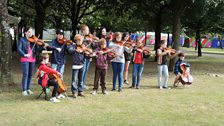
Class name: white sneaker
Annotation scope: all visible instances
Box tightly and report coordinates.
[50,97,60,103]
[27,89,34,95]
[57,94,65,99]
[159,86,163,90]
[102,91,108,95]
[91,90,97,95]
[22,91,28,96]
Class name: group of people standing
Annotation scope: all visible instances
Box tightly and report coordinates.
[17,24,190,102]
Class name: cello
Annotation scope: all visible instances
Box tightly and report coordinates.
[179,63,193,85]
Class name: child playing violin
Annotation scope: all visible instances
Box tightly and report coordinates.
[80,24,97,90]
[38,53,62,103]
[66,34,86,98]
[91,38,114,95]
[18,27,47,96]
[49,29,67,75]
[130,38,149,89]
[173,52,191,87]
[157,40,180,89]
[109,32,132,92]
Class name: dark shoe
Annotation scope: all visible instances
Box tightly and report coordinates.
[136,86,140,89]
[111,89,116,91]
[118,89,122,92]
[129,86,135,88]
[78,92,85,97]
[162,86,171,89]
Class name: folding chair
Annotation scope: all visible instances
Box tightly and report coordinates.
[36,86,50,100]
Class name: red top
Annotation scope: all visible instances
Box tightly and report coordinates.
[38,63,58,87]
[134,51,143,64]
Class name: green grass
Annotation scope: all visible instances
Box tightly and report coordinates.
[1,48,224,126]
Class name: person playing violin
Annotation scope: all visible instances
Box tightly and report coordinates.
[49,29,67,74]
[38,53,63,103]
[91,38,114,95]
[66,34,86,98]
[173,52,190,87]
[18,27,46,96]
[122,32,132,85]
[109,32,132,92]
[130,38,149,89]
[157,40,180,89]
[80,24,99,90]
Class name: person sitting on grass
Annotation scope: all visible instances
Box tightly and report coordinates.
[173,52,191,87]
[38,53,62,103]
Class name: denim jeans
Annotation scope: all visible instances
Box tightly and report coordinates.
[157,65,169,87]
[21,62,35,91]
[82,58,90,86]
[71,67,84,94]
[132,63,144,87]
[51,64,65,74]
[112,62,124,90]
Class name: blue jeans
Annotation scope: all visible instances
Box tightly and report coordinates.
[51,64,65,74]
[132,63,144,87]
[71,68,84,94]
[112,62,124,90]
[157,65,169,87]
[82,58,90,86]
[21,62,35,91]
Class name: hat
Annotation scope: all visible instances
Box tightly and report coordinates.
[56,29,64,34]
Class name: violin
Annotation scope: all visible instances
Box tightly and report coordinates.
[179,63,193,85]
[101,47,117,58]
[164,48,176,55]
[76,44,94,57]
[114,41,124,46]
[58,38,67,44]
[123,39,134,47]
[28,35,45,46]
[84,34,99,43]
[66,40,74,46]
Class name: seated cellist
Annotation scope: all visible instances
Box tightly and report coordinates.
[173,52,190,87]
[38,53,63,102]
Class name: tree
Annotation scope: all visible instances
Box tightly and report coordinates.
[59,0,108,37]
[0,0,20,86]
[23,0,53,39]
[168,0,190,71]
[183,0,224,56]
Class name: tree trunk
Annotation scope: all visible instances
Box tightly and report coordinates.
[34,10,45,39]
[168,11,181,71]
[196,29,202,56]
[167,32,170,47]
[0,0,19,86]
[71,17,78,38]
[154,13,162,62]
[55,16,62,30]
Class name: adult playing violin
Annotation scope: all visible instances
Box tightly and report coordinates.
[18,27,45,96]
[49,29,67,77]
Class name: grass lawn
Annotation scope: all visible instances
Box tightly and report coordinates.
[0,47,224,126]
